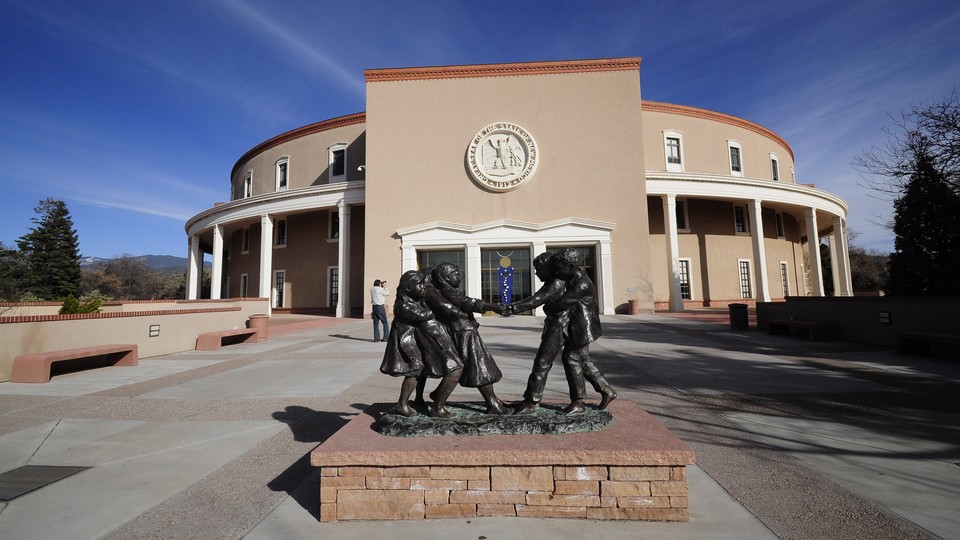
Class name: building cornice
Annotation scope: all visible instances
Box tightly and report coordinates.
[642,101,794,161]
[231,112,366,179]
[364,57,642,83]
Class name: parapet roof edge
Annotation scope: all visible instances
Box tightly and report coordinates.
[642,101,794,161]
[364,57,642,83]
[231,112,366,179]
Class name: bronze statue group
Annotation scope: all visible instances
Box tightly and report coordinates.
[379,248,618,418]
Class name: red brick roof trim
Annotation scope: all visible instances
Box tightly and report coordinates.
[232,112,366,179]
[642,101,794,160]
[365,57,642,83]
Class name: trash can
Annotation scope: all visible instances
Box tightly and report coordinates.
[728,303,749,331]
[247,314,269,342]
[628,299,641,315]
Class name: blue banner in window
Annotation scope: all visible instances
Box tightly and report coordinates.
[498,267,513,305]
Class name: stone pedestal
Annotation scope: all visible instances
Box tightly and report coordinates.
[310,399,695,522]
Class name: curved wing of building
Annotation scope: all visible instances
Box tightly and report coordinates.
[185,57,851,316]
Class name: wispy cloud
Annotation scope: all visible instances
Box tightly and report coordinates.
[214,0,366,96]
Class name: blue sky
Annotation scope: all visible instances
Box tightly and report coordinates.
[1,0,958,258]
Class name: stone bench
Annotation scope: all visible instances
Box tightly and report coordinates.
[196,328,258,350]
[11,344,139,383]
[767,319,837,341]
[897,332,960,355]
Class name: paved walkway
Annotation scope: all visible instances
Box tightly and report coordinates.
[0,313,957,539]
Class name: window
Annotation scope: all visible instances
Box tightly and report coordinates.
[728,141,743,176]
[240,273,249,298]
[780,262,789,297]
[678,259,692,300]
[734,205,749,233]
[770,154,780,181]
[273,270,285,308]
[675,199,689,231]
[663,131,684,172]
[328,211,340,240]
[738,260,752,299]
[276,158,289,191]
[241,227,250,253]
[275,219,287,246]
[775,213,785,238]
[329,143,347,182]
[243,172,253,198]
[328,267,339,308]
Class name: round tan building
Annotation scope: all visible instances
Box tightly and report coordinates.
[185,57,851,317]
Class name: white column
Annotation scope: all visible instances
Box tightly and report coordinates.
[466,243,482,301]
[336,200,351,318]
[401,245,416,272]
[530,241,547,316]
[186,235,201,300]
[805,208,825,296]
[662,195,684,311]
[210,225,224,300]
[598,240,615,315]
[832,216,853,296]
[259,214,274,314]
[748,199,771,302]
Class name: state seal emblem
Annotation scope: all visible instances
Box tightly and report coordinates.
[466,122,538,192]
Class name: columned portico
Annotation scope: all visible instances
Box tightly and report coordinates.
[748,199,771,302]
[661,195,684,311]
[211,225,224,300]
[805,208,825,296]
[259,214,274,313]
[336,200,351,318]
[187,235,202,300]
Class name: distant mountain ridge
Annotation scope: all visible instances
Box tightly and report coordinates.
[80,255,210,271]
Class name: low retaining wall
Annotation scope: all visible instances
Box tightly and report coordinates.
[0,298,270,381]
[756,296,960,347]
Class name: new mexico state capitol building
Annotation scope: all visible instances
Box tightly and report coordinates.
[184,57,853,318]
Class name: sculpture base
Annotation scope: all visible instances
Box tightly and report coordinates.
[377,401,613,437]
[310,399,695,522]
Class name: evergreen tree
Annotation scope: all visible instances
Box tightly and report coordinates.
[887,142,960,295]
[16,198,82,300]
[0,241,27,301]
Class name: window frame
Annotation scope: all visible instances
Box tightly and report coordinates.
[275,218,287,247]
[738,259,753,299]
[243,171,253,198]
[675,198,690,232]
[663,130,684,173]
[327,211,340,242]
[240,273,249,298]
[779,261,790,297]
[775,212,785,238]
[241,227,251,254]
[273,269,286,308]
[328,266,339,308]
[276,157,289,192]
[770,153,780,182]
[728,140,743,177]
[329,143,347,183]
[678,258,693,300]
[733,204,750,234]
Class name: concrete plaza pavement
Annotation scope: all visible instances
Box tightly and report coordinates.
[1,312,957,539]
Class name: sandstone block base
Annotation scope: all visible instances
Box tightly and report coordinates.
[311,399,694,522]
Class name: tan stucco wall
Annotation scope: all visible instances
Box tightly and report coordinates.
[642,108,794,181]
[231,122,367,198]
[0,299,269,381]
[364,66,652,313]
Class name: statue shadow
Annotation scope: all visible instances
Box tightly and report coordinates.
[266,404,367,520]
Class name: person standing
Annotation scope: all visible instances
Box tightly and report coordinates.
[370,279,390,342]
